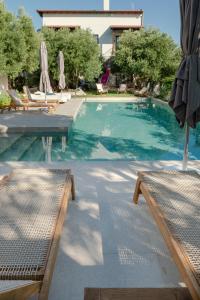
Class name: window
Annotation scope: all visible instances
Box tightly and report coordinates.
[93,34,99,44]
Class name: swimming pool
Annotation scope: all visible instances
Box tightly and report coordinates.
[66,100,200,160]
[0,99,200,161]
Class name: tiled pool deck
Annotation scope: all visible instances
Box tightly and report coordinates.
[1,160,199,300]
[0,98,83,133]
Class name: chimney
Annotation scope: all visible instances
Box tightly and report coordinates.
[103,0,109,11]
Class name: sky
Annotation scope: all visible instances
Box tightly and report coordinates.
[5,0,180,43]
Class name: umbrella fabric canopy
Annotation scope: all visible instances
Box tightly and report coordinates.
[58,51,66,91]
[39,41,53,94]
[169,0,200,129]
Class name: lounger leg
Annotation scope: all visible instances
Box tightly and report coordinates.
[133,177,142,204]
[71,175,75,201]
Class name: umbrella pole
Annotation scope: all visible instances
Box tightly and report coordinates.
[183,123,190,170]
[45,84,47,105]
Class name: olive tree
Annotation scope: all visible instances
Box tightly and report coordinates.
[18,8,40,74]
[114,28,181,94]
[0,3,26,79]
[42,27,102,87]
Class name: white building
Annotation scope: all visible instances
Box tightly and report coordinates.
[37,0,143,59]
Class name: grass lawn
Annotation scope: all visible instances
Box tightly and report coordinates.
[0,92,11,109]
[85,90,135,97]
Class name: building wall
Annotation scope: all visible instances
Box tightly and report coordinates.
[42,13,143,58]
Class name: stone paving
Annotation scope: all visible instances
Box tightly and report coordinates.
[0,97,198,299]
[1,160,199,300]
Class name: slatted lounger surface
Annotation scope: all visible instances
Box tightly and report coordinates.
[133,171,200,300]
[0,168,75,300]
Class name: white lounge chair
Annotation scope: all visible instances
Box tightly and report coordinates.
[23,86,71,104]
[118,84,127,93]
[134,86,149,97]
[96,83,108,94]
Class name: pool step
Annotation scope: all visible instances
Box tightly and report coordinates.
[0,136,38,161]
[0,134,69,162]
[20,137,45,161]
[0,135,23,155]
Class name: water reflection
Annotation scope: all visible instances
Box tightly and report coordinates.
[0,133,68,162]
[62,136,67,152]
[42,137,52,163]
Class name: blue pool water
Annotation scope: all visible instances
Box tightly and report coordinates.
[0,99,200,161]
[66,100,200,160]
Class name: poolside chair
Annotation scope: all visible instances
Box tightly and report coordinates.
[118,84,127,93]
[0,99,17,113]
[133,170,200,300]
[23,86,71,104]
[134,86,149,97]
[0,90,28,113]
[8,90,57,112]
[75,87,86,96]
[0,168,75,300]
[96,83,108,94]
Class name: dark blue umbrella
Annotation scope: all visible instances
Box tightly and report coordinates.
[169,0,200,169]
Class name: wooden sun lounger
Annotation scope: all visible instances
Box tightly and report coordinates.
[7,90,58,113]
[133,170,200,300]
[84,287,192,300]
[0,168,75,300]
[23,86,59,104]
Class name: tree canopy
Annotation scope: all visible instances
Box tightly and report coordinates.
[41,27,102,87]
[114,28,181,91]
[0,3,180,98]
[18,13,39,74]
[0,3,39,80]
[0,3,26,78]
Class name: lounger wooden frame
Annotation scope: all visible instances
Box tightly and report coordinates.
[133,172,199,300]
[7,89,58,112]
[84,287,192,300]
[0,171,75,300]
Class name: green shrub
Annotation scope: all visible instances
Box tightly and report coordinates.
[0,91,11,108]
[159,76,175,101]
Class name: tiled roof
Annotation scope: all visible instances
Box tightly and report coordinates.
[37,9,143,17]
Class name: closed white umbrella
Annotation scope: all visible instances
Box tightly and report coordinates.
[58,51,66,101]
[58,51,66,90]
[39,41,53,104]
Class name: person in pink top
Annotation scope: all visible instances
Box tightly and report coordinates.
[101,68,110,85]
